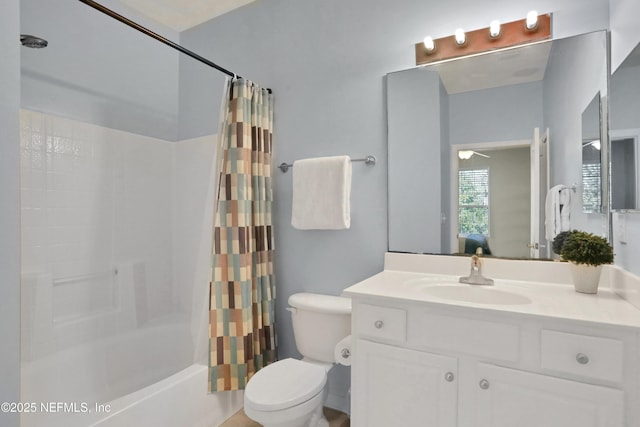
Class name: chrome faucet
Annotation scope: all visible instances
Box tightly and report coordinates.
[459,254,494,286]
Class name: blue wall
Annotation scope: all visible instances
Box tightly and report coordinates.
[179,0,610,364]
[543,30,609,233]
[610,0,640,71]
[449,81,544,145]
[387,69,444,254]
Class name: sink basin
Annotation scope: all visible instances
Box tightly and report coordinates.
[421,285,531,305]
[402,276,460,287]
[402,277,531,305]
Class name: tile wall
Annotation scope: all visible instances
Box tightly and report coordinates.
[18,110,214,416]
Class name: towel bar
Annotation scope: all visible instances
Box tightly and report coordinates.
[278,155,376,173]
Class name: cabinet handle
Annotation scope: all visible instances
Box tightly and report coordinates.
[374,320,384,329]
[479,379,490,390]
[444,372,455,382]
[576,353,589,365]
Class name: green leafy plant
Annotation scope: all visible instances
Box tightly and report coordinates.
[552,230,575,255]
[560,231,614,266]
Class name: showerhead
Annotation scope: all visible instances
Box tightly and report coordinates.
[21,34,48,49]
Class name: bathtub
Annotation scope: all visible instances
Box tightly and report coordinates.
[21,276,243,427]
[21,363,243,427]
[91,364,243,427]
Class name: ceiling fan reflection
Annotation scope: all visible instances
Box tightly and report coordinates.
[458,150,491,160]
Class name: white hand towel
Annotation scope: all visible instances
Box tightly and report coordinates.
[291,155,352,230]
[559,187,572,232]
[545,185,564,241]
[545,185,573,241]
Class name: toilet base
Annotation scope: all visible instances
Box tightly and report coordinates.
[310,407,329,427]
[260,407,328,427]
[245,388,328,427]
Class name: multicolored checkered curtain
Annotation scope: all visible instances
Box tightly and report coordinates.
[209,79,277,392]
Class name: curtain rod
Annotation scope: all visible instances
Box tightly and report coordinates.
[78,0,270,92]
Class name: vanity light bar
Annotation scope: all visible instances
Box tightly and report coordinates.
[416,13,551,66]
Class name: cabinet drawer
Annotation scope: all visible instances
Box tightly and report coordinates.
[409,312,520,361]
[540,330,624,383]
[355,304,407,344]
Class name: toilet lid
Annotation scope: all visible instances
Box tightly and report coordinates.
[245,358,327,411]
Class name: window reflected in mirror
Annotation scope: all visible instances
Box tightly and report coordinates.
[458,168,490,236]
[581,142,602,212]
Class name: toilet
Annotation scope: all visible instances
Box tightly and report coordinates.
[244,292,351,427]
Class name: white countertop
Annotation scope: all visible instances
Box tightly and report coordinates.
[342,254,640,330]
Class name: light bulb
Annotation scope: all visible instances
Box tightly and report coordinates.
[455,28,466,46]
[423,36,435,52]
[593,140,601,150]
[526,10,538,30]
[489,20,501,38]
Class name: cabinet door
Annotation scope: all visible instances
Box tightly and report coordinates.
[475,363,624,427]
[352,339,457,427]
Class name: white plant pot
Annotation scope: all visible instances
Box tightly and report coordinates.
[569,262,603,294]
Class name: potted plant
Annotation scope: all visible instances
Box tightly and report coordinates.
[552,230,574,258]
[560,231,614,294]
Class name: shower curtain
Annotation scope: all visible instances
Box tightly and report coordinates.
[209,78,277,392]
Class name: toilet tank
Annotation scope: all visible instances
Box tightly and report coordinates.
[288,293,351,363]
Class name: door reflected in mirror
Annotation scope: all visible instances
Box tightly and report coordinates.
[456,146,531,258]
[611,138,637,209]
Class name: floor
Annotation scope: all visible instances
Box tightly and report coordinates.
[220,407,350,427]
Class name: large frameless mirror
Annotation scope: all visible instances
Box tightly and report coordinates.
[581,93,603,213]
[610,42,640,211]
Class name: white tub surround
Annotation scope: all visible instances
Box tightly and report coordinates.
[344,253,640,427]
[91,365,242,427]
[22,364,242,427]
[19,110,225,427]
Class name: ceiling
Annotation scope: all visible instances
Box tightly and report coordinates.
[427,41,553,95]
[119,0,258,31]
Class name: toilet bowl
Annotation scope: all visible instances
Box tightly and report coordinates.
[244,358,331,427]
[243,293,351,427]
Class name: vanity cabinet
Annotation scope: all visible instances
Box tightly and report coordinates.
[350,300,635,427]
[354,340,457,426]
[474,364,623,427]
